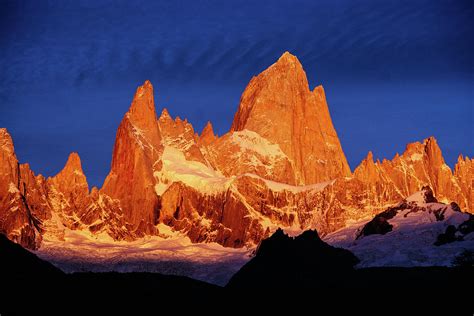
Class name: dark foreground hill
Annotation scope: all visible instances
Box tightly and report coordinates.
[1,231,473,314]
[0,233,219,315]
[227,229,473,310]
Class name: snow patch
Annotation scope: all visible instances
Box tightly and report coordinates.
[8,182,19,194]
[154,146,233,195]
[406,190,426,203]
[73,169,83,176]
[36,228,252,286]
[409,153,423,161]
[325,200,472,268]
[231,130,287,164]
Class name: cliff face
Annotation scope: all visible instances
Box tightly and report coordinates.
[454,155,474,210]
[0,53,472,250]
[101,80,162,235]
[230,52,351,185]
[0,129,50,249]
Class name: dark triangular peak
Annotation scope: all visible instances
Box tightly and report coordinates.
[227,228,359,288]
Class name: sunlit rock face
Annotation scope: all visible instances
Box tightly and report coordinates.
[353,137,473,212]
[0,128,49,249]
[454,155,474,211]
[101,80,163,235]
[0,53,472,250]
[230,52,351,185]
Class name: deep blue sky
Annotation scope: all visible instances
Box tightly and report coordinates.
[1,0,472,187]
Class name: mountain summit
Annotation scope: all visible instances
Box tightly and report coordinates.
[231,52,351,184]
[101,80,162,234]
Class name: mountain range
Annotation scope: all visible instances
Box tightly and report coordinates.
[0,52,472,253]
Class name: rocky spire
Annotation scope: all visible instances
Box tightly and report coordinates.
[423,136,445,168]
[0,128,15,156]
[49,152,89,195]
[199,121,217,146]
[0,129,18,183]
[125,80,161,148]
[101,80,162,234]
[354,151,378,183]
[454,154,473,177]
[454,154,473,211]
[158,108,172,122]
[230,51,351,184]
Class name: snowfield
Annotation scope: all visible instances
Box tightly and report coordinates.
[34,189,473,285]
[35,226,253,286]
[324,191,474,267]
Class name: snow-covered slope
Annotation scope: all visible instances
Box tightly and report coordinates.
[325,187,474,267]
[35,225,252,286]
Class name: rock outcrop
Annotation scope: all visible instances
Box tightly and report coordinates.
[199,121,217,146]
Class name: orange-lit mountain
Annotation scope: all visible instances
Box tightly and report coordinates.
[0,52,472,250]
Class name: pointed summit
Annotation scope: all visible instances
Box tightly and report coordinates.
[274,51,304,70]
[199,121,217,146]
[125,80,161,147]
[366,151,374,162]
[50,152,89,194]
[354,151,378,182]
[201,121,215,137]
[0,128,15,155]
[453,154,473,210]
[159,108,172,121]
[423,136,445,167]
[0,128,20,194]
[230,52,351,184]
[230,52,309,133]
[63,152,83,173]
[128,80,155,120]
[54,152,85,179]
[101,80,163,232]
[402,137,445,167]
[312,85,326,101]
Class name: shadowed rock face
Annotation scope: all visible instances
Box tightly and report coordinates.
[0,233,63,279]
[356,207,398,238]
[0,53,472,250]
[435,214,474,246]
[357,186,450,238]
[227,228,359,288]
[356,186,470,241]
